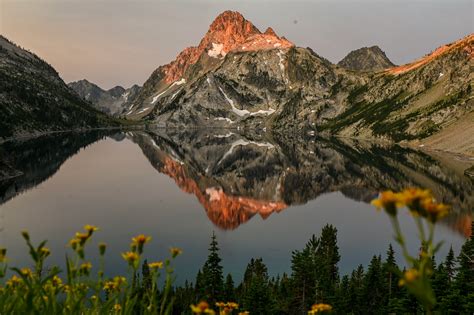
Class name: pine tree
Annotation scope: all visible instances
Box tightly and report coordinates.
[224,273,235,301]
[453,223,474,313]
[200,232,224,303]
[289,235,319,314]
[241,258,274,314]
[315,225,340,305]
[336,275,351,313]
[445,246,456,283]
[348,264,365,312]
[383,244,398,298]
[361,255,386,313]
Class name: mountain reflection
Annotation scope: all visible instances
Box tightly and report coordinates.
[0,130,472,236]
[0,132,107,205]
[129,129,473,235]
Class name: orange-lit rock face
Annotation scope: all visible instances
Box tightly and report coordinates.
[450,214,473,238]
[387,34,473,75]
[163,10,294,83]
[159,156,287,230]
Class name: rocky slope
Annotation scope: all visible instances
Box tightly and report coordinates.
[0,36,115,140]
[68,79,140,116]
[337,45,395,71]
[124,11,472,155]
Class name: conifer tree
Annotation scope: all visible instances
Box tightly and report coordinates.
[200,232,224,303]
[315,225,340,305]
[241,258,274,314]
[362,255,386,313]
[224,273,235,301]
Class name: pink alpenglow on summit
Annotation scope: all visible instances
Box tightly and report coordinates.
[162,11,294,83]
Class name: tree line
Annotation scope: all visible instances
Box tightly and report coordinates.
[135,224,473,314]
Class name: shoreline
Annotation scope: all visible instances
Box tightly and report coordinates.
[1,126,473,161]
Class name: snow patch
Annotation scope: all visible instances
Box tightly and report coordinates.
[208,43,225,58]
[137,107,151,114]
[250,108,275,116]
[122,91,130,101]
[273,43,282,47]
[151,78,186,104]
[218,86,275,117]
[218,139,275,164]
[214,132,235,138]
[214,117,234,124]
[218,87,250,116]
[206,187,223,201]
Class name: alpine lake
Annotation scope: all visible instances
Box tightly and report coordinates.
[0,129,472,284]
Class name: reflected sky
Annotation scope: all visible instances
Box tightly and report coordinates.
[0,133,470,284]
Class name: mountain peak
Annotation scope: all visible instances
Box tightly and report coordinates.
[264,27,277,36]
[161,11,294,83]
[338,45,395,71]
[208,10,258,34]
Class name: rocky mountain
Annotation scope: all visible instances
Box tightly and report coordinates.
[0,36,115,140]
[123,11,473,155]
[337,45,395,71]
[68,79,141,116]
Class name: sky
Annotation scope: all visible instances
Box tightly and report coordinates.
[1,0,472,89]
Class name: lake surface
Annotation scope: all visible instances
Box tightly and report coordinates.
[0,130,472,284]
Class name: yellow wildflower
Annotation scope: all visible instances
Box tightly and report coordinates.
[113,276,127,287]
[148,261,164,269]
[420,199,450,222]
[170,247,183,258]
[131,234,151,254]
[131,234,151,246]
[103,281,117,292]
[39,247,51,258]
[308,303,332,314]
[371,191,403,216]
[121,251,139,265]
[62,284,71,293]
[238,312,250,315]
[113,303,122,312]
[6,275,22,287]
[80,262,92,274]
[75,232,90,245]
[191,301,215,314]
[215,302,226,308]
[84,224,98,235]
[399,268,420,286]
[69,238,80,250]
[51,275,62,287]
[20,268,33,278]
[398,188,432,207]
[226,302,239,309]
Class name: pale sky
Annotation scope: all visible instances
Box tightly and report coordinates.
[1,0,472,89]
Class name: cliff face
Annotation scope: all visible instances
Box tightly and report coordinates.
[0,36,114,140]
[337,45,395,71]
